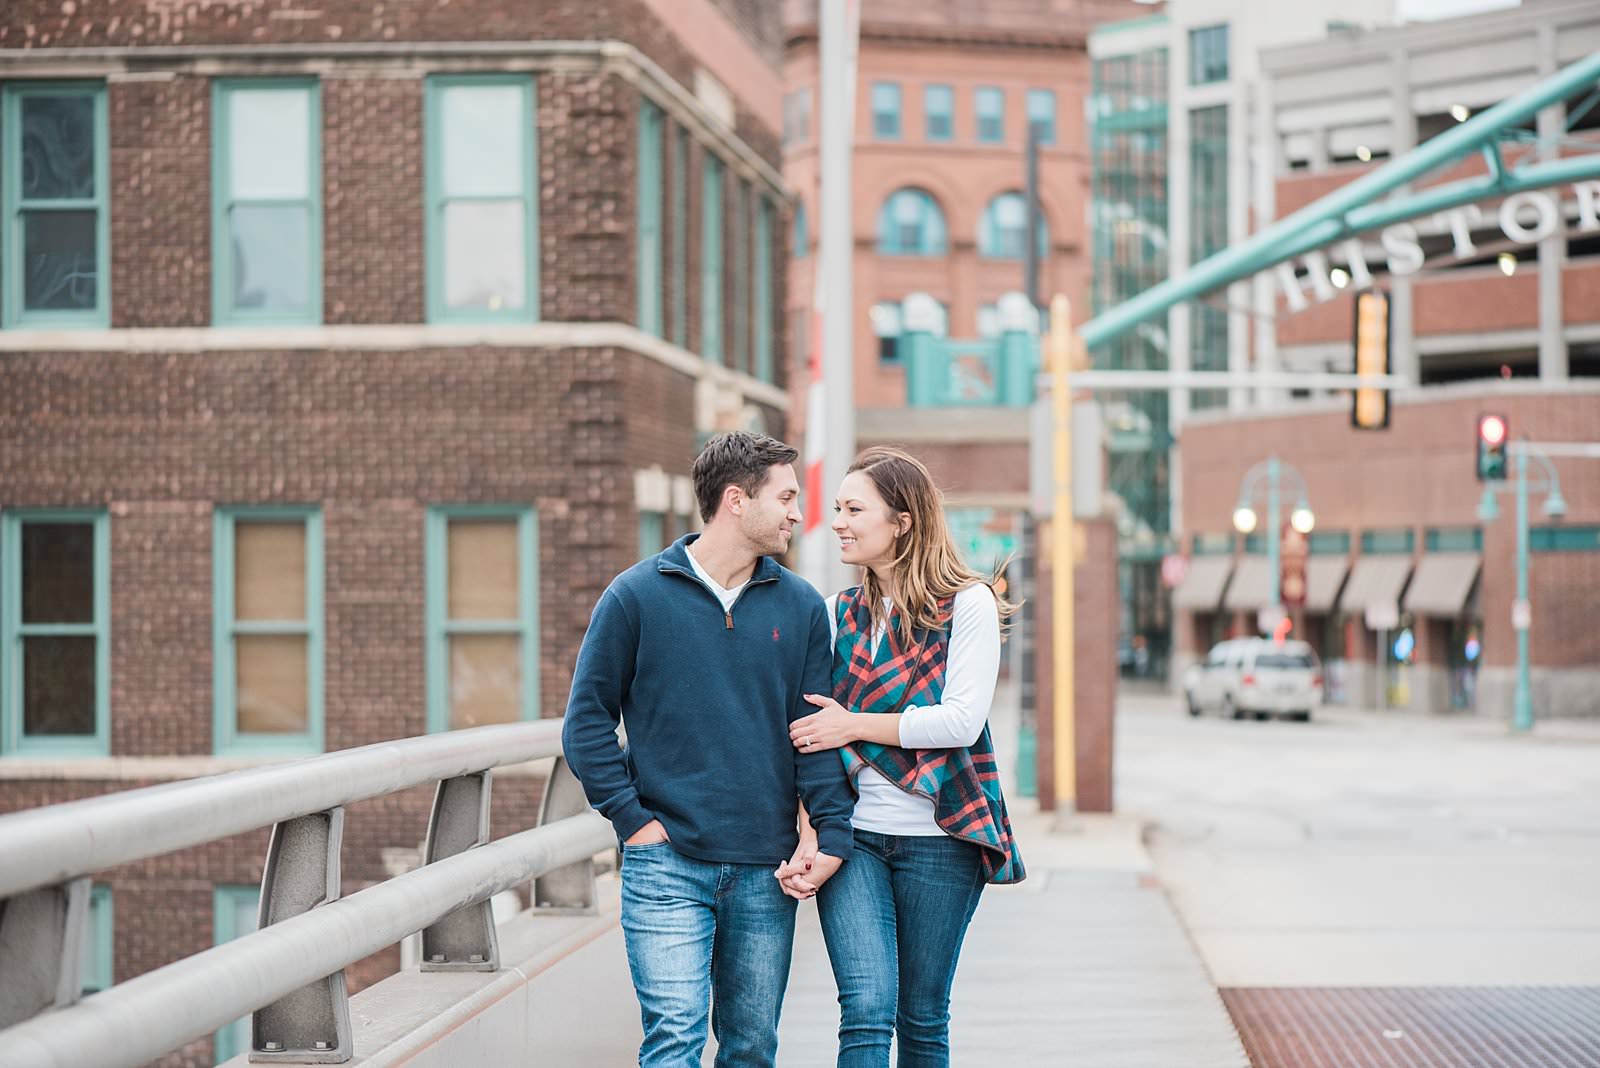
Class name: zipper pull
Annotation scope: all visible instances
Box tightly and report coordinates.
[724,611,734,630]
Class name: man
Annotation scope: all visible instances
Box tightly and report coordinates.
[562,431,854,1068]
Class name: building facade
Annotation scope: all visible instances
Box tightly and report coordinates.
[0,2,787,1063]
[1112,0,1600,717]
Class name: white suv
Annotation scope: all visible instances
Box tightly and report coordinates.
[1183,638,1324,722]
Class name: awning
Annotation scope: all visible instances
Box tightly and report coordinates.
[1305,556,1350,613]
[1172,556,1232,611]
[1338,555,1413,618]
[1402,553,1481,616]
[1223,556,1272,611]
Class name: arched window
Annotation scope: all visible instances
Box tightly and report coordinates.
[979,192,1048,259]
[875,188,947,256]
[793,200,809,258]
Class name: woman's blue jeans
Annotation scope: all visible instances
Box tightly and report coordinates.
[816,830,987,1068]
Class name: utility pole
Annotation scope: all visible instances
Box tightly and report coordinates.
[1048,294,1075,824]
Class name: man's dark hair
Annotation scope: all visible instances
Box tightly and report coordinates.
[692,432,800,522]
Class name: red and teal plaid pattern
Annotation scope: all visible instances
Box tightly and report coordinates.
[832,586,1026,885]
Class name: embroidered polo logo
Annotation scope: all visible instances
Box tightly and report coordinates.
[772,627,781,641]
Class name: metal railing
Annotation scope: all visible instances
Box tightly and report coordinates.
[0,722,615,1068]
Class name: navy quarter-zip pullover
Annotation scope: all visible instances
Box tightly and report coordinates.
[561,534,855,864]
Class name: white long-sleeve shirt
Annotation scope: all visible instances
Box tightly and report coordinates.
[824,583,1001,835]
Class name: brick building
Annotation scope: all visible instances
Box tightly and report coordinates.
[0,2,788,1063]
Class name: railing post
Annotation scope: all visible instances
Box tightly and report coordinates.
[0,876,90,1030]
[532,757,599,913]
[420,771,499,971]
[251,807,351,1063]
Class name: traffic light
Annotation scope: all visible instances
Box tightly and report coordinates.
[1476,412,1508,481]
[1350,288,1390,430]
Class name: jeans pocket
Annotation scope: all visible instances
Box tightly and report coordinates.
[622,840,673,853]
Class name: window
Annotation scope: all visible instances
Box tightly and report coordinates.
[733,179,749,373]
[872,298,947,363]
[1027,89,1056,146]
[425,75,537,323]
[875,188,947,256]
[754,197,774,383]
[925,85,953,142]
[211,80,321,325]
[425,507,539,732]
[783,87,812,147]
[672,125,689,347]
[1,510,109,756]
[213,508,324,755]
[213,886,261,1062]
[1,83,109,328]
[1530,525,1600,552]
[1425,527,1483,552]
[1189,24,1229,85]
[979,192,1047,260]
[639,511,667,559]
[637,101,664,338]
[1192,533,1233,556]
[975,87,1005,143]
[1309,531,1352,555]
[82,884,113,996]
[1361,529,1415,554]
[701,156,724,363]
[1189,105,1229,410]
[793,200,809,259]
[872,82,902,140]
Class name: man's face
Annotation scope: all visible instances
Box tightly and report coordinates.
[739,463,803,556]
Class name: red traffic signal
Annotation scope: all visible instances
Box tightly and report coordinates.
[1476,413,1508,481]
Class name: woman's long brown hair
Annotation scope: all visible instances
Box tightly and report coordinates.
[847,446,1019,641]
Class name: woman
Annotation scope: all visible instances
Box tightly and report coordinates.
[777,446,1025,1067]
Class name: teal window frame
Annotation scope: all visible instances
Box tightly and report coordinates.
[1189,24,1230,85]
[1361,529,1415,554]
[979,192,1048,260]
[754,196,774,383]
[1309,531,1352,555]
[636,100,665,338]
[0,508,111,757]
[213,885,261,1061]
[701,155,724,363]
[212,506,324,756]
[876,188,947,257]
[925,85,954,142]
[639,510,666,559]
[871,82,902,140]
[732,178,749,373]
[82,884,113,995]
[1243,533,1266,555]
[975,87,1005,143]
[423,74,539,325]
[672,126,690,346]
[1027,88,1056,146]
[424,506,540,733]
[1,82,111,329]
[793,199,809,259]
[210,79,322,326]
[1191,533,1233,556]
[1425,527,1483,552]
[1530,524,1600,552]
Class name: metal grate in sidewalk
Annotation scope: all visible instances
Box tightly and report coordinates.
[1220,987,1600,1068]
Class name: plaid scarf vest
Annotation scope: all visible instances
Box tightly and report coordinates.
[832,586,1025,885]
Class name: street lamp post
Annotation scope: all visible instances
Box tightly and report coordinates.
[1478,440,1568,731]
[1232,456,1315,627]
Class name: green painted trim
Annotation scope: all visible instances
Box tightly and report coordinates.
[82,883,113,995]
[1360,528,1415,555]
[0,508,111,757]
[1530,524,1600,552]
[636,101,664,338]
[732,178,749,374]
[1,82,111,329]
[753,197,773,383]
[1095,106,1169,132]
[424,505,540,733]
[1425,527,1483,552]
[212,506,324,756]
[1089,13,1169,37]
[700,155,724,363]
[210,79,323,327]
[213,884,261,1062]
[671,124,689,346]
[423,74,539,325]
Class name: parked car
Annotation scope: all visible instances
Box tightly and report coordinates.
[1183,638,1324,722]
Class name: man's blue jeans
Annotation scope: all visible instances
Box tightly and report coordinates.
[620,841,798,1068]
[815,830,987,1068]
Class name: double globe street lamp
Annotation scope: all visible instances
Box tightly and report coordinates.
[1232,456,1315,617]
